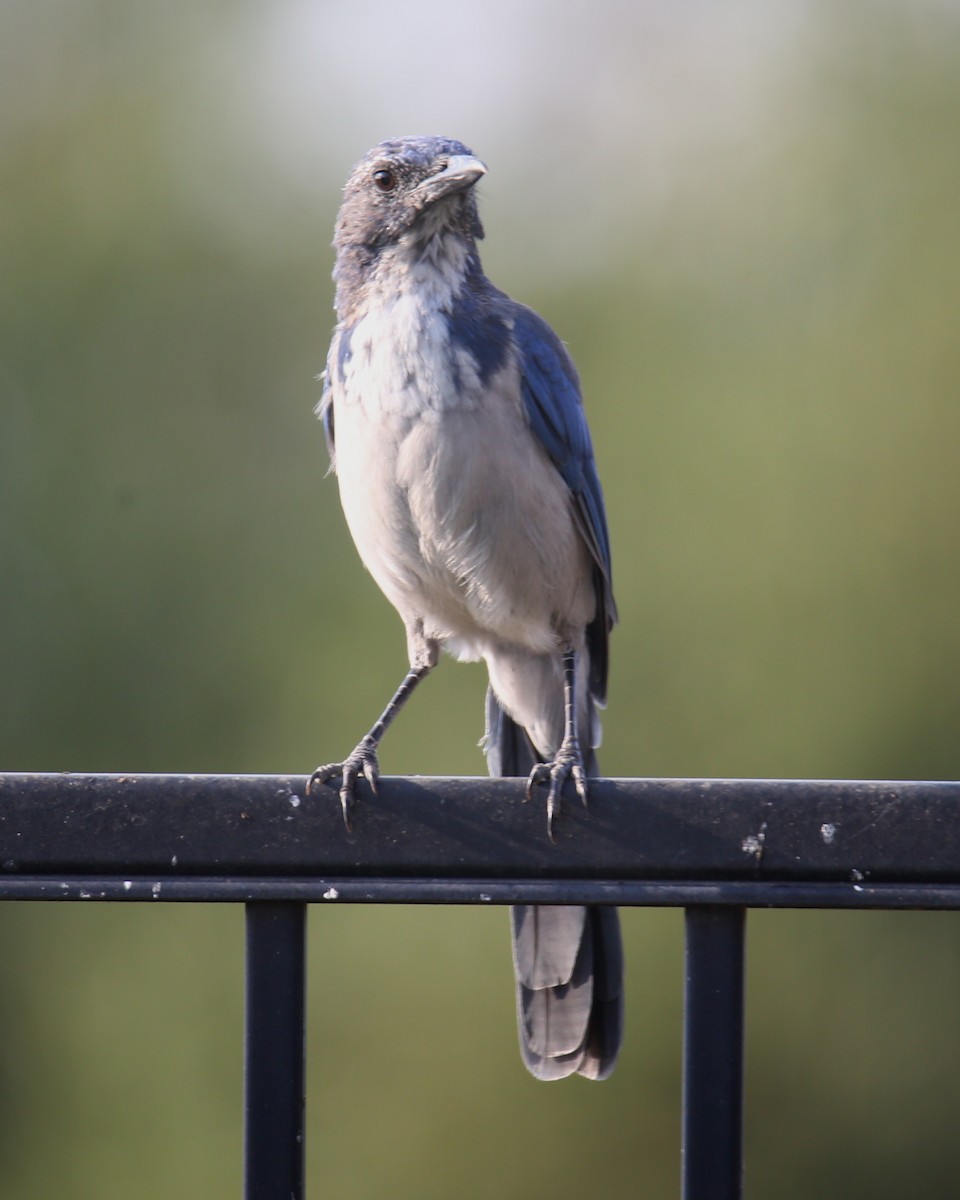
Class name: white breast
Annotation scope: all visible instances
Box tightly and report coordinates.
[330,280,594,662]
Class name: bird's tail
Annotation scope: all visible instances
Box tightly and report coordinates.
[484,686,624,1080]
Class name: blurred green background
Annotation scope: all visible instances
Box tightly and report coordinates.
[2,0,960,1195]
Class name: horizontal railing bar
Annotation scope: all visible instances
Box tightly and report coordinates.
[4,877,960,909]
[0,772,958,884]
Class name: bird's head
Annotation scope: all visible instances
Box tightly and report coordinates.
[332,136,487,305]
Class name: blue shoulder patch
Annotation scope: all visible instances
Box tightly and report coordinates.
[317,326,353,460]
[446,283,512,387]
[335,323,354,385]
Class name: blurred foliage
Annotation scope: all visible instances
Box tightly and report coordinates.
[2,0,960,1196]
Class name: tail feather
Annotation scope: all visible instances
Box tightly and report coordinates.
[577,906,624,1080]
[485,685,624,1081]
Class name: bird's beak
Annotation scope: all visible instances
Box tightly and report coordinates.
[413,154,487,202]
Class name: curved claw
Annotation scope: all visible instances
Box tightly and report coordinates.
[525,739,591,842]
[307,740,380,832]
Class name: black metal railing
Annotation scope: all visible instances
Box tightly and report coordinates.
[1,772,959,1200]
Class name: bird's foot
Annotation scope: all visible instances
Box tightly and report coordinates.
[306,738,380,831]
[525,737,589,842]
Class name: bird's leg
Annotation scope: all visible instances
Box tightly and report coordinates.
[525,647,589,840]
[307,661,432,830]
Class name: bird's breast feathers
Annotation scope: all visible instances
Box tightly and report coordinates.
[339,297,487,421]
[329,300,594,655]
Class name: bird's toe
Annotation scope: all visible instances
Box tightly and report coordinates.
[307,741,380,832]
[525,741,590,840]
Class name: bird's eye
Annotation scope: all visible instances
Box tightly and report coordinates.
[372,167,397,193]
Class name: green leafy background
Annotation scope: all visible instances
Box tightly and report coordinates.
[2,1,960,1195]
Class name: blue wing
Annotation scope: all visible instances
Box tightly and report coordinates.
[317,324,353,464]
[510,302,617,701]
[317,370,335,459]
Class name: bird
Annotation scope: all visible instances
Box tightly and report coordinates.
[308,135,623,1080]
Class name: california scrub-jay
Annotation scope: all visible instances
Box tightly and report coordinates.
[309,136,623,1080]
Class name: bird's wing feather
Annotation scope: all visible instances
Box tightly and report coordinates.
[510,305,611,579]
[316,334,339,465]
[510,302,617,699]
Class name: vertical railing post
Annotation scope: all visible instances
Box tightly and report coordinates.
[682,906,746,1200]
[245,901,307,1200]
